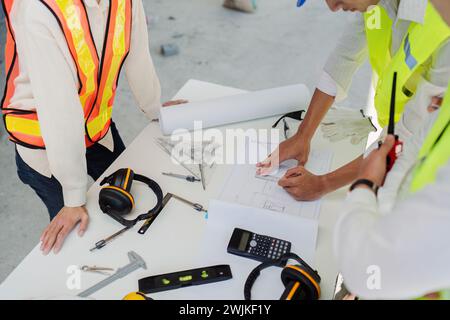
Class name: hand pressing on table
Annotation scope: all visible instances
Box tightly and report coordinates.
[40,206,89,255]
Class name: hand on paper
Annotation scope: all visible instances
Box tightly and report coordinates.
[162,99,189,107]
[356,135,396,188]
[278,166,327,201]
[40,206,89,255]
[256,135,310,176]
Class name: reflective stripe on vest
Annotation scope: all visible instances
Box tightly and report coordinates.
[86,0,131,142]
[1,0,18,112]
[1,0,131,149]
[364,4,450,128]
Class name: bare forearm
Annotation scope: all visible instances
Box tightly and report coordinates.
[297,88,335,141]
[322,156,363,193]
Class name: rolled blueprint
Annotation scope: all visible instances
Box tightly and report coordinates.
[159,84,310,135]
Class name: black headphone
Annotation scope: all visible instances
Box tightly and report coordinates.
[244,252,321,300]
[99,168,164,227]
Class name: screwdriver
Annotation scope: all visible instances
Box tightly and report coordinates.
[170,193,208,214]
[90,226,131,252]
[162,172,201,182]
[199,164,206,190]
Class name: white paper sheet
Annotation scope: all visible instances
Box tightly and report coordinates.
[219,150,333,220]
[168,149,331,299]
[190,200,319,300]
[159,84,310,135]
[147,201,318,300]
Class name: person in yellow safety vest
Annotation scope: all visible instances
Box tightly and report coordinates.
[333,0,450,300]
[0,0,184,255]
[257,0,450,202]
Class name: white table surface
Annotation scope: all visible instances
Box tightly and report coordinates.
[0,80,365,300]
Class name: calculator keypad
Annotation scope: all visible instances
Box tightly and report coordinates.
[247,234,291,261]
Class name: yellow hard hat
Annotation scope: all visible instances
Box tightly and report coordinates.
[122,292,151,300]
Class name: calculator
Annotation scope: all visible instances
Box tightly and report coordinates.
[227,228,291,262]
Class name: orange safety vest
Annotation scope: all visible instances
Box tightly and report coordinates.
[1,0,132,149]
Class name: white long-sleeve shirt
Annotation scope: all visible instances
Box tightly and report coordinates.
[334,110,450,299]
[8,0,161,207]
[317,0,450,140]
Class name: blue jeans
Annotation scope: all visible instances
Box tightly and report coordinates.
[15,122,126,220]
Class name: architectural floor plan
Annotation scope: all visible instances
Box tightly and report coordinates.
[219,150,333,220]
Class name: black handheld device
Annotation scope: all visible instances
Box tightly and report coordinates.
[227,228,291,262]
[385,72,403,172]
[138,265,232,294]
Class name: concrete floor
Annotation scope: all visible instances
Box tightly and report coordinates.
[0,0,371,283]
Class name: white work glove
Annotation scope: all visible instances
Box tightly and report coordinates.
[321,107,377,145]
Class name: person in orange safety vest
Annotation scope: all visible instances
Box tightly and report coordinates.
[1,0,184,255]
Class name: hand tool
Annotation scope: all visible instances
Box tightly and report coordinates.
[138,265,232,294]
[138,193,173,235]
[162,172,200,182]
[90,226,131,252]
[170,193,207,214]
[199,163,206,190]
[155,138,202,181]
[78,251,147,298]
[384,72,403,172]
[80,266,115,275]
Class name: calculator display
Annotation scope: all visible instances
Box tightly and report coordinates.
[238,232,250,251]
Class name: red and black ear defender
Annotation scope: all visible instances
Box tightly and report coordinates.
[244,252,321,300]
[99,168,163,227]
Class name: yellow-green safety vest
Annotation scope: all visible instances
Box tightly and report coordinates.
[410,83,450,300]
[364,4,450,127]
[411,84,450,192]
